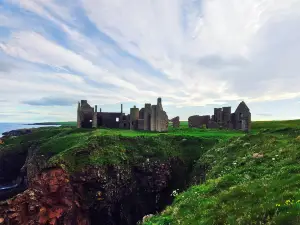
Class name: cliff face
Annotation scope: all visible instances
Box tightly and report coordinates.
[0,158,187,225]
[0,168,89,225]
[0,128,214,225]
[72,158,187,225]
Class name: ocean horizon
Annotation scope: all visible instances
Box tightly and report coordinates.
[0,123,60,137]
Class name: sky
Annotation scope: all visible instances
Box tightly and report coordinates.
[0,0,300,123]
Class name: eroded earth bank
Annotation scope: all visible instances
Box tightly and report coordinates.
[0,128,215,225]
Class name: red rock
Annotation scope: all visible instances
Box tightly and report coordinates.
[0,168,89,225]
[38,215,48,224]
[48,208,64,219]
[49,218,57,225]
[39,207,47,214]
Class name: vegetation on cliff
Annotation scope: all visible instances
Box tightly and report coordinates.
[144,121,300,225]
[0,125,242,173]
[1,119,300,224]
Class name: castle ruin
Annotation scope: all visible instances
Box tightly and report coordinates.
[170,116,180,128]
[77,97,168,132]
[188,101,251,132]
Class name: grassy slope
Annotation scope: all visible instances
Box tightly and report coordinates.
[2,119,300,224]
[144,120,300,225]
[28,119,300,130]
[0,126,242,173]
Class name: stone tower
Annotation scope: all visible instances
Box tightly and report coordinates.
[130,105,139,130]
[222,107,232,128]
[92,105,98,128]
[144,103,152,131]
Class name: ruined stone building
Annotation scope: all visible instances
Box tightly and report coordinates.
[77,100,126,129]
[129,98,168,132]
[188,101,251,132]
[77,98,168,132]
[232,101,251,131]
[170,116,180,128]
[188,115,210,128]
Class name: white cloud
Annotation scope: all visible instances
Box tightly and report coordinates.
[81,0,300,102]
[0,0,300,121]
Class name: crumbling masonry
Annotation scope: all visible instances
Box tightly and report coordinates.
[170,116,180,128]
[188,101,251,132]
[77,98,168,132]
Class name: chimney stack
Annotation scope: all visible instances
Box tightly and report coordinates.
[95,105,97,113]
[121,104,123,114]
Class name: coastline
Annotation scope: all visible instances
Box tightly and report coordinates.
[25,122,76,126]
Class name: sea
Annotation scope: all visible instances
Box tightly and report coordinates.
[0,123,60,138]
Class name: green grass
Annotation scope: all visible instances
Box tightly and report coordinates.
[27,119,300,130]
[144,122,300,225]
[251,119,300,131]
[1,126,231,172]
[2,119,300,224]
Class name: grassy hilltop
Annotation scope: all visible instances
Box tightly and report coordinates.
[30,119,300,131]
[0,123,243,172]
[1,119,300,224]
[144,120,300,225]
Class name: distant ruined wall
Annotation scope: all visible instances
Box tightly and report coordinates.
[188,101,251,131]
[188,115,210,128]
[155,98,168,132]
[144,104,152,131]
[77,100,94,128]
[170,116,180,128]
[138,119,145,130]
[234,101,251,132]
[222,107,231,128]
[130,106,139,130]
[214,108,223,124]
[92,105,98,128]
[150,105,157,132]
[77,97,169,132]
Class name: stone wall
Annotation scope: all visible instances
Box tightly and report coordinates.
[77,100,94,128]
[143,104,152,131]
[77,98,169,133]
[188,115,210,128]
[234,101,251,132]
[138,119,145,130]
[189,101,251,131]
[130,106,139,130]
[170,116,180,128]
[207,121,220,129]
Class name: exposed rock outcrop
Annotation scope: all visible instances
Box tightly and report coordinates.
[71,157,187,225]
[0,145,28,184]
[0,168,89,225]
[0,156,188,225]
[1,129,32,138]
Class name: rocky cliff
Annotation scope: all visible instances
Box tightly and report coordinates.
[0,127,215,225]
[0,157,187,225]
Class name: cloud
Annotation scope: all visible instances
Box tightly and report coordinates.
[21,97,76,106]
[0,60,15,72]
[256,113,273,117]
[197,55,249,69]
[0,0,300,121]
